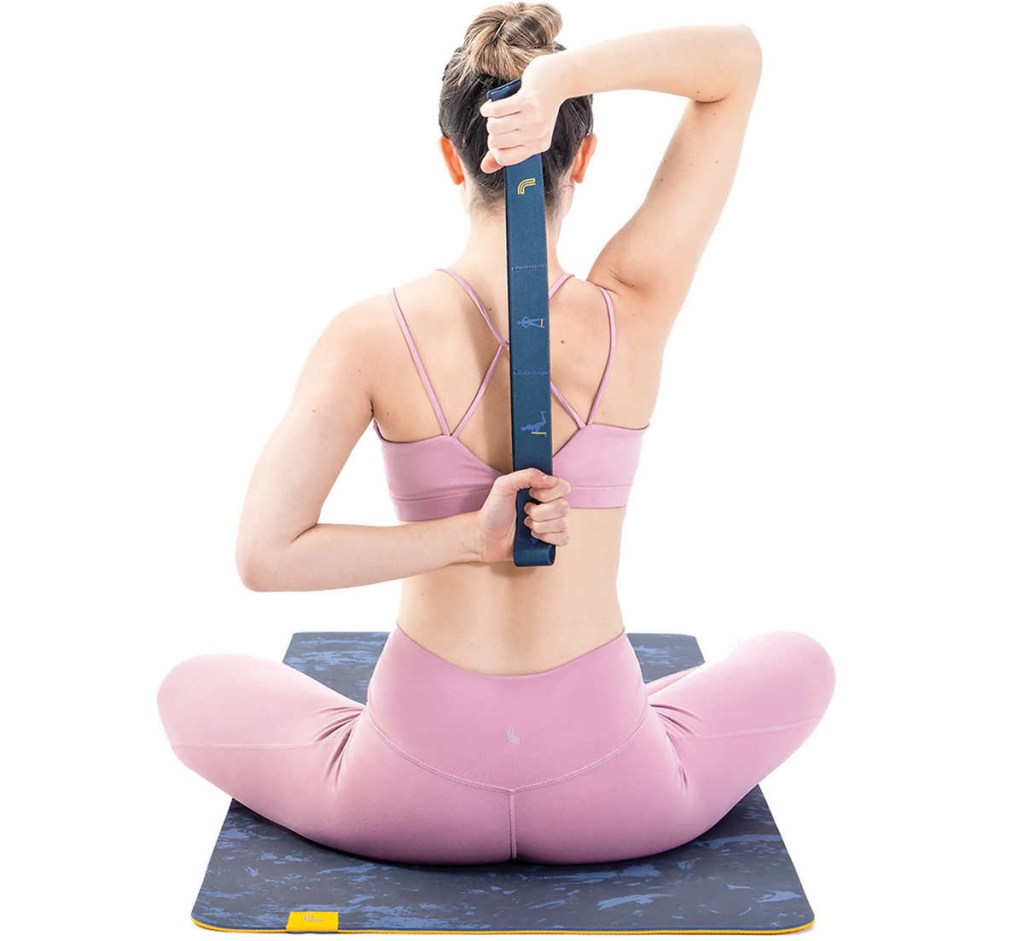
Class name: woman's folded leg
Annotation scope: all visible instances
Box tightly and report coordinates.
[155,651,515,864]
[648,629,837,843]
[156,653,364,848]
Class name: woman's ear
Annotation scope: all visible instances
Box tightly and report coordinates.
[571,133,597,184]
[439,136,466,185]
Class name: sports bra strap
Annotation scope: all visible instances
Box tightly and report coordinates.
[551,385,586,429]
[437,267,506,346]
[388,276,614,437]
[451,345,504,438]
[388,289,451,436]
[549,271,575,298]
[586,286,617,425]
[437,267,574,347]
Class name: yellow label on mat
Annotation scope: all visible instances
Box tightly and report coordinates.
[286,910,339,932]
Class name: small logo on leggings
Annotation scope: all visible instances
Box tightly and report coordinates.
[506,725,521,745]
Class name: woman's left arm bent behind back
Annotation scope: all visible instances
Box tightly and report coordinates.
[234,296,481,591]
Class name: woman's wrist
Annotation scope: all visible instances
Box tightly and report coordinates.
[449,511,483,565]
[532,47,578,105]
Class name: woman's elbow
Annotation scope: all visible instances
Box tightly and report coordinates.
[740,26,762,69]
[236,545,276,592]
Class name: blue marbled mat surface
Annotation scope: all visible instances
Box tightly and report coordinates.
[191,631,814,934]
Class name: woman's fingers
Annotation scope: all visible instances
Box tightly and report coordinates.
[525,497,570,522]
[480,89,551,172]
[526,514,569,544]
[526,514,568,535]
[522,475,571,544]
[524,493,570,541]
[528,476,571,501]
[486,117,527,142]
[481,143,531,172]
[525,513,568,543]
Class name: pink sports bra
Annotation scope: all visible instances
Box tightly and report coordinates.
[373,267,650,522]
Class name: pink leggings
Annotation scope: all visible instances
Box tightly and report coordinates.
[157,622,835,865]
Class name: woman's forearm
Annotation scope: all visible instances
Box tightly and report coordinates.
[241,513,481,592]
[554,24,760,103]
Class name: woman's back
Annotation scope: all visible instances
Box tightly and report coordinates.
[374,268,649,519]
[369,266,662,674]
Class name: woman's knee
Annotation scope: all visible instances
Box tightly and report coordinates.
[774,630,835,708]
[736,629,836,715]
[156,653,253,743]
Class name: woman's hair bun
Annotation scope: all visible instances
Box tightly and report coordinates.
[438,1,591,217]
[457,2,563,83]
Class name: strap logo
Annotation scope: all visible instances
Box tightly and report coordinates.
[517,177,537,196]
[285,911,339,931]
[520,410,548,436]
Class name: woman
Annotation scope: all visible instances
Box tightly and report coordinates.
[157,4,836,866]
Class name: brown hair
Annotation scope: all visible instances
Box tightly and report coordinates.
[439,2,593,216]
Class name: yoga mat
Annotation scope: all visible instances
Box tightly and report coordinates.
[186,631,816,934]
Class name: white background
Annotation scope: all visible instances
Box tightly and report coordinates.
[3,1,1020,937]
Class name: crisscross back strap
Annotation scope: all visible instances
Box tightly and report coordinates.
[451,345,504,438]
[388,288,450,436]
[388,272,590,442]
[437,267,574,348]
[543,286,619,428]
[437,267,576,435]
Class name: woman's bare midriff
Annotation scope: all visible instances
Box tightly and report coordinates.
[395,507,630,675]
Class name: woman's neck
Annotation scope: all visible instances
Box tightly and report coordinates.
[454,209,568,288]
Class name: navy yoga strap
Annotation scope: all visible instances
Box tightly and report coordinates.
[487,78,556,568]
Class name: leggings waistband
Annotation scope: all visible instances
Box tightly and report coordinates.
[365,621,650,790]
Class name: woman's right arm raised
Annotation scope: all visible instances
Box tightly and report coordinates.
[549,24,762,335]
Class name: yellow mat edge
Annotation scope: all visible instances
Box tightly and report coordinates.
[191,916,815,934]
